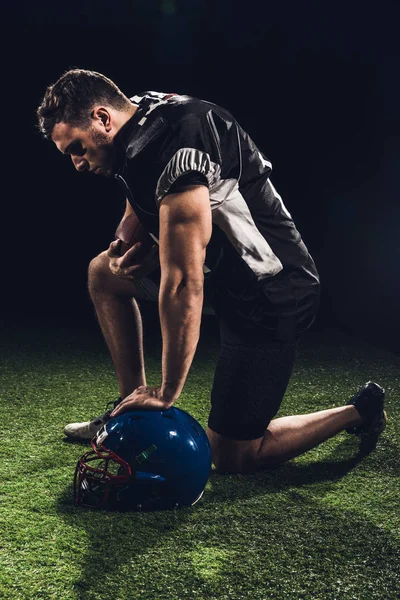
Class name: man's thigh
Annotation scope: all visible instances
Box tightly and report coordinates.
[206,320,300,472]
[207,336,299,441]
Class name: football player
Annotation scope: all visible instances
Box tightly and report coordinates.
[37,69,387,473]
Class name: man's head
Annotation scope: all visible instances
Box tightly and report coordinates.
[37,69,136,176]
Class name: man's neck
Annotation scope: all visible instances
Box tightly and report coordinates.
[114,104,139,135]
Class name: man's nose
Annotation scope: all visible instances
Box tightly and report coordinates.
[72,156,88,172]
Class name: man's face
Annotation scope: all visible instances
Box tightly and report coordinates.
[52,115,115,177]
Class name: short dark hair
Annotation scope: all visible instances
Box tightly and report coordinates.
[37,68,131,139]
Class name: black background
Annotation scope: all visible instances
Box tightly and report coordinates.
[2,0,399,352]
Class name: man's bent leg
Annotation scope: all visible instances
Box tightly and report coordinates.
[88,251,156,398]
[205,329,366,473]
[207,405,363,473]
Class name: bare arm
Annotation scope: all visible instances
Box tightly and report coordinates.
[158,185,212,404]
[109,185,212,417]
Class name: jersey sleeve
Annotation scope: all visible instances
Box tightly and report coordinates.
[166,171,209,195]
[155,112,221,204]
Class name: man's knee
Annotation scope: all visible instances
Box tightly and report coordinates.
[88,252,111,295]
[87,251,154,301]
[206,427,263,474]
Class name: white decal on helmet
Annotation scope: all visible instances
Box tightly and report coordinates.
[96,426,108,446]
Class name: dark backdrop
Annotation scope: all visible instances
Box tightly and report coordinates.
[2,0,399,352]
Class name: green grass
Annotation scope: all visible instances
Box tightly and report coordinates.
[1,316,399,600]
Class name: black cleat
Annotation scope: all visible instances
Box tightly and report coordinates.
[346,381,387,437]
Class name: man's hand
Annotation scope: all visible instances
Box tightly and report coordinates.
[110,386,173,417]
[107,239,159,280]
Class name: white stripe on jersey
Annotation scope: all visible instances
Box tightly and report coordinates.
[138,101,164,126]
[130,91,169,104]
[130,95,144,105]
[155,148,221,204]
[130,92,184,126]
[258,151,273,172]
[268,179,292,220]
[212,183,283,280]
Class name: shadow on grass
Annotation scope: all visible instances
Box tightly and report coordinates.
[62,438,93,446]
[54,432,399,599]
[56,484,195,599]
[205,435,389,503]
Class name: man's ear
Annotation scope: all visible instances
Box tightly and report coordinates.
[91,106,112,132]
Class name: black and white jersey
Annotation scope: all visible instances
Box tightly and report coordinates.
[113,91,320,336]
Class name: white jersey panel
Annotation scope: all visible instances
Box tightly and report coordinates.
[212,183,283,281]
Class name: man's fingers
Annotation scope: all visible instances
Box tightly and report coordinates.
[110,398,130,416]
[110,404,121,417]
[107,241,159,280]
[119,242,142,266]
[107,239,122,257]
[110,387,147,416]
[111,398,138,417]
[121,243,158,262]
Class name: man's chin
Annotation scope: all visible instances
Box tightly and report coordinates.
[93,167,112,177]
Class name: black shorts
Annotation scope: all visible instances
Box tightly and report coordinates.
[141,267,314,441]
[203,271,313,441]
[206,317,300,440]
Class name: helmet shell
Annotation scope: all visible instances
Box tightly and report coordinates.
[96,406,212,510]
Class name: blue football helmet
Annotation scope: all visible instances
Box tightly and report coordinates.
[74,407,212,510]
